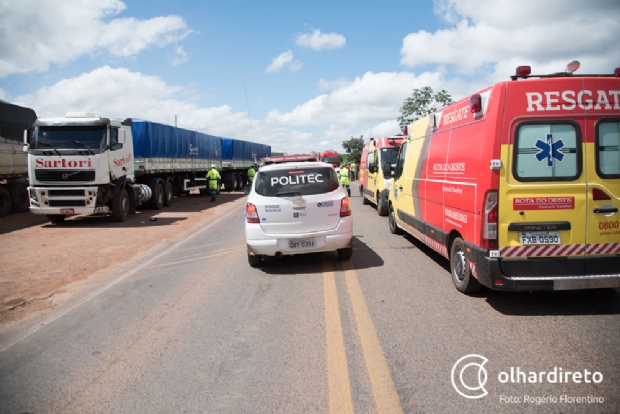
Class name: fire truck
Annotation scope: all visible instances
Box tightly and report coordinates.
[319,151,341,168]
[387,62,620,293]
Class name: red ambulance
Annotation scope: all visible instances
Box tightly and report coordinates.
[388,63,620,293]
[359,136,403,215]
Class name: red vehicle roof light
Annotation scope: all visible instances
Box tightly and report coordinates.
[614,67,620,77]
[470,94,482,113]
[516,66,531,77]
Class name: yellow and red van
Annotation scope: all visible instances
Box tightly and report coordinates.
[388,64,620,293]
[359,137,403,215]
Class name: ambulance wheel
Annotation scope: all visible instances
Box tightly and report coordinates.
[388,203,404,235]
[111,188,129,222]
[376,192,388,216]
[337,247,353,261]
[47,214,66,224]
[163,179,174,206]
[450,238,482,293]
[361,187,370,205]
[248,251,262,267]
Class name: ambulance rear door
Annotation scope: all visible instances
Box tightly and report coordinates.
[582,77,620,277]
[500,78,587,277]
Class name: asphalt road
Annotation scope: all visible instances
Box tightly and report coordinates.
[1,187,619,414]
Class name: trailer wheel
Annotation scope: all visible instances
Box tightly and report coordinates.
[233,174,240,191]
[376,191,388,216]
[388,203,404,235]
[163,179,174,206]
[0,187,12,217]
[111,188,129,222]
[12,185,30,213]
[223,174,234,192]
[47,214,66,224]
[148,180,164,210]
[450,237,482,294]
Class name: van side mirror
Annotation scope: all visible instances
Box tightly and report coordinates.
[369,163,378,173]
[383,162,393,177]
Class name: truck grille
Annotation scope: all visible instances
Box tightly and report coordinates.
[48,189,86,197]
[35,170,96,182]
[49,200,86,207]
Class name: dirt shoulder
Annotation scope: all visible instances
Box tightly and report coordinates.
[0,191,245,334]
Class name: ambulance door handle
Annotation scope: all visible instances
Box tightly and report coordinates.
[399,186,403,191]
[593,207,618,214]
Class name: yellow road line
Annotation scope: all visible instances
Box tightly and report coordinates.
[323,261,354,414]
[344,261,404,414]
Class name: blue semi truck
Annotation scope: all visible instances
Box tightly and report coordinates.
[26,112,270,222]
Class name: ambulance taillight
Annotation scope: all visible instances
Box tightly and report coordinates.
[481,190,498,250]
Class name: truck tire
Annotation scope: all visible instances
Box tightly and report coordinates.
[450,237,482,293]
[223,174,234,192]
[163,179,174,206]
[12,185,30,213]
[0,187,12,217]
[388,203,404,235]
[376,191,388,216]
[111,188,129,222]
[148,180,164,210]
[47,214,66,224]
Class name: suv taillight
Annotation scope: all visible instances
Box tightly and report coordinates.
[481,190,498,249]
[340,197,351,217]
[246,203,259,223]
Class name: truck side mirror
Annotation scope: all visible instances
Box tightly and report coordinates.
[118,129,126,144]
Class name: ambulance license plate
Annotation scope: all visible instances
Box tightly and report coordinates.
[519,232,560,245]
[289,239,315,249]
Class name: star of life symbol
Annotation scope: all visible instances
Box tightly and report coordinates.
[534,133,565,167]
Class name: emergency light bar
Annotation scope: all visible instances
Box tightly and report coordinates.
[511,61,620,80]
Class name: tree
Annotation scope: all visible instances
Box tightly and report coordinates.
[398,86,453,127]
[342,135,364,165]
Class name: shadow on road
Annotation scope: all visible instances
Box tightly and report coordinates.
[0,192,246,232]
[257,236,384,275]
[398,234,620,316]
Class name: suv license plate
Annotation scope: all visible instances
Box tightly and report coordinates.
[519,232,560,245]
[289,240,315,249]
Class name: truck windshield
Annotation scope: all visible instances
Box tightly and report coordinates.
[381,147,399,166]
[33,125,106,153]
[322,156,340,164]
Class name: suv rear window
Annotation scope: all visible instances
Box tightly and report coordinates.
[596,119,620,178]
[255,167,340,197]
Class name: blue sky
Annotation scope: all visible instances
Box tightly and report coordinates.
[2,0,619,154]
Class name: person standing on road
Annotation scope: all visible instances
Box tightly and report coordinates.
[247,165,256,185]
[339,163,351,197]
[206,165,221,202]
[350,161,357,181]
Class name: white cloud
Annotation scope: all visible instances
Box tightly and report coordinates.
[296,29,346,50]
[0,0,193,77]
[401,0,620,75]
[266,51,303,73]
[318,78,351,92]
[172,46,189,66]
[266,71,450,127]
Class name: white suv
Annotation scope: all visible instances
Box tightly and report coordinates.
[245,161,353,267]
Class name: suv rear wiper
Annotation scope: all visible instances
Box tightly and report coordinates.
[275,191,302,197]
